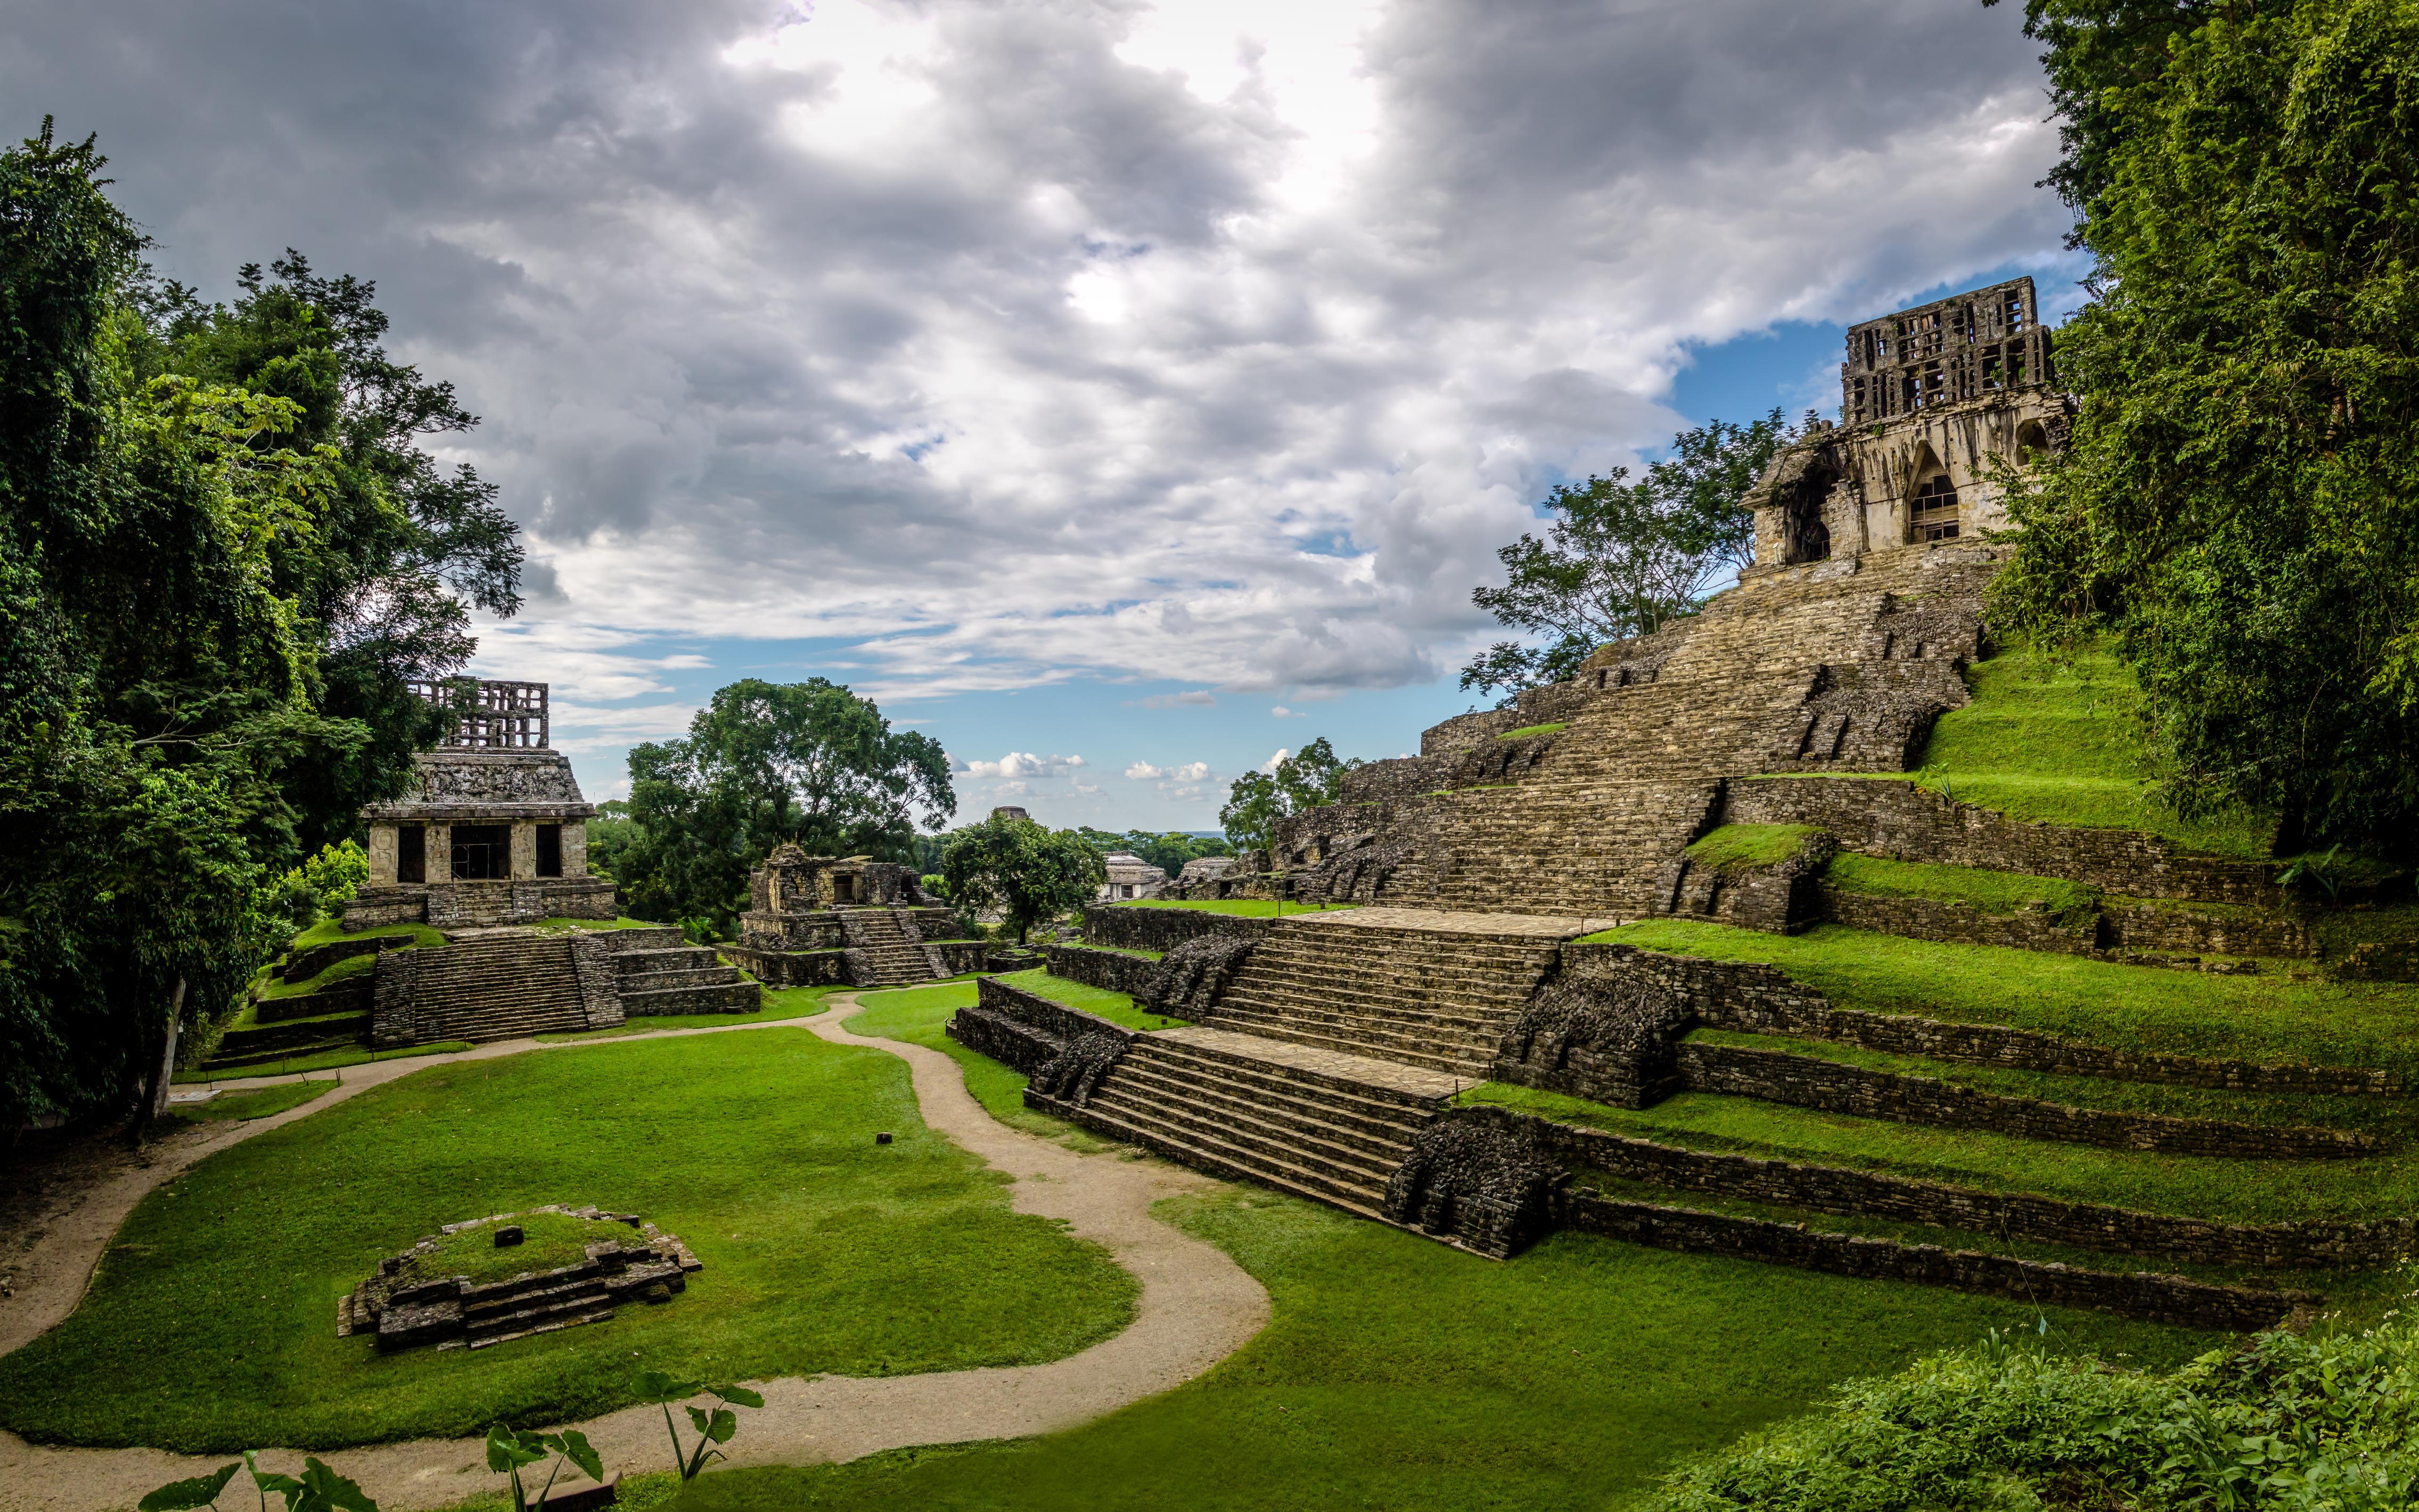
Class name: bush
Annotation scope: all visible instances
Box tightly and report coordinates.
[1650,1278,2419,1511]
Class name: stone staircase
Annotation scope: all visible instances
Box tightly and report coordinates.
[838,906,948,987]
[403,933,592,1042]
[1207,910,1577,1077]
[610,933,761,1016]
[1059,1027,1456,1217]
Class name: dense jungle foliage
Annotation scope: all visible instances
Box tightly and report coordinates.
[0,122,519,1138]
[1988,0,2419,853]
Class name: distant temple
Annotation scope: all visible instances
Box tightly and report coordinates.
[344,679,614,929]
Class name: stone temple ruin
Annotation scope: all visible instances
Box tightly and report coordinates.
[348,680,614,930]
[286,679,762,1051]
[948,278,2409,1330]
[724,845,981,988]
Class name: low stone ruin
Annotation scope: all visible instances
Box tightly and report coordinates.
[338,1205,702,1353]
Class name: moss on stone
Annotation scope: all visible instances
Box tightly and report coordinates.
[1686,824,1822,873]
[1824,853,2096,926]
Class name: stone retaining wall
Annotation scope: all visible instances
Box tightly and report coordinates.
[1526,1114,2411,1269]
[947,975,1140,1077]
[1675,1041,2372,1158]
[1567,942,2404,1094]
[1727,777,2277,902]
[278,935,409,982]
[1556,1189,2315,1330]
[2103,900,2313,959]
[253,977,375,1025]
[569,934,628,1029]
[1081,905,1276,953]
[718,943,850,987]
[1046,943,1159,998]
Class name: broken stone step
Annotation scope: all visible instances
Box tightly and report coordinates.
[463,1307,620,1350]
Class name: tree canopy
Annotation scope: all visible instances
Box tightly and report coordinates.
[1989,0,2419,850]
[0,122,520,1136]
[617,678,955,935]
[939,812,1105,944]
[1219,737,1362,852]
[1462,410,1799,697]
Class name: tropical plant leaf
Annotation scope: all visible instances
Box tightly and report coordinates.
[139,1462,241,1511]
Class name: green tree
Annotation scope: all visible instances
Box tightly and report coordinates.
[0,125,521,1139]
[1989,0,2419,849]
[1462,410,1799,697]
[617,678,954,934]
[1219,737,1362,852]
[939,812,1106,943]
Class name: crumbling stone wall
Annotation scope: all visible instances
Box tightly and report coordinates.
[1493,972,1693,1107]
[1650,833,1835,933]
[1081,905,1276,953]
[1383,1106,1562,1258]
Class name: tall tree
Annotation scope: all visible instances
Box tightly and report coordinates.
[618,678,955,934]
[939,811,1105,944]
[1989,0,2419,849]
[1219,737,1362,852]
[1462,410,1799,698]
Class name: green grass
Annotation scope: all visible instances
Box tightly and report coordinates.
[396,1211,610,1288]
[532,983,844,1041]
[1680,1027,2402,1136]
[283,918,447,954]
[254,951,379,1001]
[171,1040,474,1084]
[1686,824,1822,872]
[1823,853,2097,925]
[670,1188,2213,1512]
[159,1079,337,1125]
[993,969,1190,1031]
[1111,899,1359,916]
[1459,1075,2419,1230]
[1498,721,1568,739]
[844,982,1117,1151]
[527,916,667,934]
[0,1029,1136,1452]
[1910,647,2276,859]
[1586,920,2419,1080]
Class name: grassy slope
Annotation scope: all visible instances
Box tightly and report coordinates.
[1910,646,2275,859]
[1463,1078,2418,1231]
[1687,825,1819,870]
[674,1189,2212,1512]
[0,1030,1135,1452]
[1586,920,2419,1079]
[992,968,1190,1031]
[1823,853,2096,921]
[161,1079,336,1125]
[281,919,448,954]
[172,1040,474,1084]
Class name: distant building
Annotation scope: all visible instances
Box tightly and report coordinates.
[1098,850,1167,902]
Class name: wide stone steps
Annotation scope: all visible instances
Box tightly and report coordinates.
[1052,1032,1450,1216]
[1209,991,1503,1045]
[1201,1012,1488,1078]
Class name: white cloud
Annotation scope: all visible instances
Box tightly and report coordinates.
[1124,760,1164,780]
[1271,705,1306,718]
[961,751,1085,779]
[1259,748,1290,774]
[30,0,2074,704]
[1168,760,1210,782]
[1141,691,1219,709]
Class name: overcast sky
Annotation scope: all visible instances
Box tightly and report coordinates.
[11,0,2085,832]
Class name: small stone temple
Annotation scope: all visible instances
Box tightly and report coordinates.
[345,679,614,930]
[723,844,983,988]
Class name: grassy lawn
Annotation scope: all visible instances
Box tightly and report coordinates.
[1686,824,1820,872]
[846,982,1118,1152]
[1586,920,2419,1079]
[160,1079,337,1125]
[1112,900,1360,917]
[671,1188,2213,1512]
[0,1030,1135,1452]
[254,951,379,1002]
[1912,646,2276,859]
[993,969,1189,1031]
[534,983,843,1041]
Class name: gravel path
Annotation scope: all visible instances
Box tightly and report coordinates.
[0,993,1269,1511]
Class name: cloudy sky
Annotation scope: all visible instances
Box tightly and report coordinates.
[13,0,2085,832]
